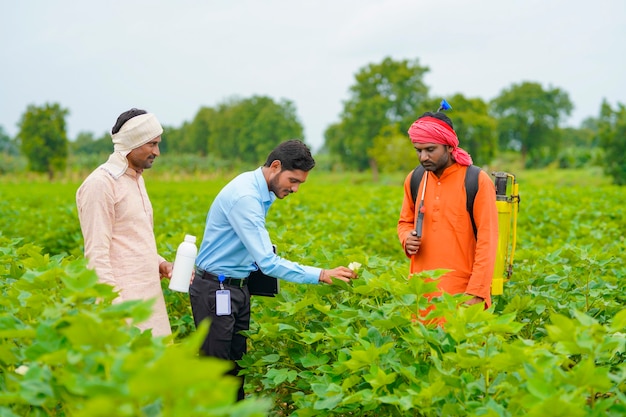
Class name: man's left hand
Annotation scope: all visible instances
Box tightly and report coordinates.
[159,261,173,279]
[464,295,484,306]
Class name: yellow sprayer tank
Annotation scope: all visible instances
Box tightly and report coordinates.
[491,172,520,295]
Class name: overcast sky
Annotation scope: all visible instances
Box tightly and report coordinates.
[1,0,624,152]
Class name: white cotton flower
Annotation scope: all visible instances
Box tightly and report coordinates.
[15,365,29,375]
[348,262,361,272]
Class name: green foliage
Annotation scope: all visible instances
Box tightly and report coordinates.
[18,103,70,179]
[556,124,599,169]
[243,265,626,416]
[0,181,83,257]
[42,95,306,176]
[70,131,111,156]
[0,237,271,416]
[445,95,498,166]
[3,168,626,415]
[495,170,626,340]
[0,153,27,175]
[326,57,430,171]
[367,126,416,174]
[181,95,306,163]
[3,78,604,179]
[184,107,215,155]
[490,81,573,167]
[0,126,19,156]
[419,95,499,167]
[597,100,626,185]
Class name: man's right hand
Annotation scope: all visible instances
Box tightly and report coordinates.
[405,230,422,256]
[319,267,357,284]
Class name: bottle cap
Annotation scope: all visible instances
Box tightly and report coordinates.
[184,235,196,243]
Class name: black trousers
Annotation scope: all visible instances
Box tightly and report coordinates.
[189,273,251,402]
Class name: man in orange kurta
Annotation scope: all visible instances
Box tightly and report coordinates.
[397,112,498,309]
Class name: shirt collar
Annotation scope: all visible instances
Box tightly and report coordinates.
[439,162,462,180]
[253,166,275,205]
[101,152,134,179]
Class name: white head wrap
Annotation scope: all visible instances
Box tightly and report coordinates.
[111,113,163,156]
[102,113,163,179]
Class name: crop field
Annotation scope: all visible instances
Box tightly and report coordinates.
[1,167,625,416]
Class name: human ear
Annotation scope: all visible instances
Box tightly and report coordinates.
[271,160,282,171]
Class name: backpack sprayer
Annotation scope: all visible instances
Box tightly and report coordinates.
[491,172,520,295]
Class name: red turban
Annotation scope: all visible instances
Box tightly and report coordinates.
[408,116,473,166]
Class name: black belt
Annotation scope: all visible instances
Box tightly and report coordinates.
[196,268,248,288]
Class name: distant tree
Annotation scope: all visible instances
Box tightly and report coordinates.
[567,117,602,167]
[150,96,303,163]
[185,107,216,155]
[597,100,626,185]
[580,116,600,134]
[18,103,70,179]
[325,57,430,172]
[0,126,20,155]
[419,95,498,166]
[235,96,304,163]
[490,81,573,167]
[324,121,348,167]
[70,131,111,156]
[556,125,597,168]
[561,126,595,148]
[161,123,188,154]
[367,125,415,174]
[210,98,240,159]
[206,95,305,164]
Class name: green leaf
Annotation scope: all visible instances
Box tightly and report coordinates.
[299,353,329,368]
[525,377,554,400]
[297,331,324,344]
[61,262,98,292]
[364,365,397,390]
[312,383,343,410]
[609,309,626,332]
[260,354,280,364]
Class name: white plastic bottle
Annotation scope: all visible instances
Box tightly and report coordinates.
[169,234,197,293]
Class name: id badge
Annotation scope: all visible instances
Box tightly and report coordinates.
[216,290,231,316]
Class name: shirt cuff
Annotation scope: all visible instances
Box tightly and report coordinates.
[302,265,323,284]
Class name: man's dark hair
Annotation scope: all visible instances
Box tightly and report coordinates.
[264,139,316,172]
[419,111,454,129]
[111,108,147,134]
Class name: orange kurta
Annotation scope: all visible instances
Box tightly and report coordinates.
[397,163,498,306]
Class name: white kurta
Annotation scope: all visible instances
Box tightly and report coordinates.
[76,153,171,336]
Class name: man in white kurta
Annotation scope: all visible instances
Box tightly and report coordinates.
[76,110,172,337]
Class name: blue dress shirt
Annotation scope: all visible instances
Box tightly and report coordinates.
[195,167,320,284]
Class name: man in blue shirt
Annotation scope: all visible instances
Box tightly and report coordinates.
[189,140,357,401]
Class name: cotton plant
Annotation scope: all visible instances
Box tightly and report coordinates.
[348,262,361,272]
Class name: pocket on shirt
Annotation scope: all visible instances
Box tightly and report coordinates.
[450,212,473,236]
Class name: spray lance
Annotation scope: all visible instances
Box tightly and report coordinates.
[415,99,452,237]
[415,172,428,237]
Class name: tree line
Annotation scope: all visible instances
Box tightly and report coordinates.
[1,56,625,184]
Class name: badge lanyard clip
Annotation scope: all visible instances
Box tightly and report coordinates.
[216,274,231,316]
